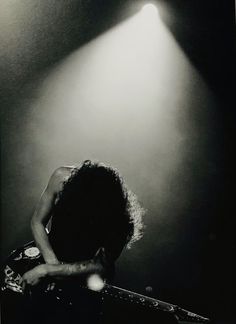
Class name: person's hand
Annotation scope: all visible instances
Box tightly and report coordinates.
[21,264,48,289]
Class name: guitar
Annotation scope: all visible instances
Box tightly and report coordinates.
[1,241,210,323]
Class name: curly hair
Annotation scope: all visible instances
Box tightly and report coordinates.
[54,160,144,249]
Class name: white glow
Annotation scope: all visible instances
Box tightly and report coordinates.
[87,274,105,291]
[141,3,159,16]
[27,7,213,222]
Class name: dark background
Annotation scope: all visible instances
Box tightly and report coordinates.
[0,1,235,323]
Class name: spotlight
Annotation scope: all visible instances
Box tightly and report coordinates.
[142,3,158,15]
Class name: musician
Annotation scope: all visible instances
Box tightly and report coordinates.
[21,160,144,323]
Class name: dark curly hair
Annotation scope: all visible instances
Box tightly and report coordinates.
[54,160,144,249]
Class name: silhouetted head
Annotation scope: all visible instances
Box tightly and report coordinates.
[55,160,144,247]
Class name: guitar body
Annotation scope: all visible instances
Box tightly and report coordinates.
[1,242,209,324]
[0,242,102,324]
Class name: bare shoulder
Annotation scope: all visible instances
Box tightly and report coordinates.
[52,166,75,178]
[47,166,76,194]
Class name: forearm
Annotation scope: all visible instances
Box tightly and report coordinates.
[45,259,104,278]
[31,220,58,264]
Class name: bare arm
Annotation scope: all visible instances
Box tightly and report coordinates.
[24,223,126,286]
[42,233,127,278]
[22,248,107,286]
[46,259,103,278]
[31,168,65,265]
[45,246,109,277]
[40,235,127,280]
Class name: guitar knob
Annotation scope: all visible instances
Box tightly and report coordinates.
[24,247,40,259]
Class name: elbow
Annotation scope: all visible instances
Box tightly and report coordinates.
[30,216,43,233]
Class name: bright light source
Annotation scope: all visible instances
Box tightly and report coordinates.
[87,274,105,291]
[142,3,159,16]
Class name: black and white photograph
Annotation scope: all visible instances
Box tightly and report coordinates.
[0,1,234,323]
